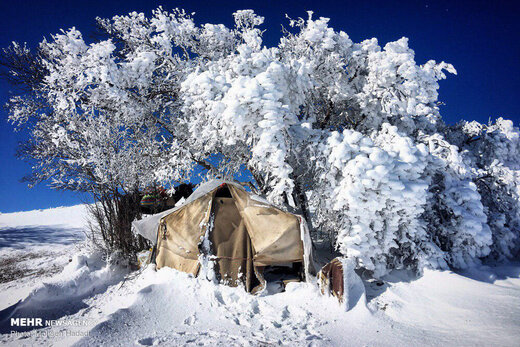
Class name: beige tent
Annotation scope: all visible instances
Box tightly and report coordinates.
[133,180,315,293]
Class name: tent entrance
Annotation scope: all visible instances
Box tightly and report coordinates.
[209,185,261,292]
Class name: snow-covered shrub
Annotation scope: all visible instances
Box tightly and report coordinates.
[310,124,432,276]
[448,118,520,259]
[419,133,493,270]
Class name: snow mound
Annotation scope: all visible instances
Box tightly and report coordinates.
[0,251,128,334]
[25,252,127,304]
[340,258,366,311]
[76,265,364,346]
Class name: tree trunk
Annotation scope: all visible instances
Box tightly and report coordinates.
[292,180,313,235]
[87,187,147,260]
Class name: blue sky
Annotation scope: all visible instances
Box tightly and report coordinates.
[0,0,518,212]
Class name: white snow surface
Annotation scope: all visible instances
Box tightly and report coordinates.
[0,205,90,312]
[0,204,519,346]
[0,205,89,229]
[0,204,88,249]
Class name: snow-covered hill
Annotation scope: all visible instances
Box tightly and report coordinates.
[0,205,519,346]
[0,205,89,312]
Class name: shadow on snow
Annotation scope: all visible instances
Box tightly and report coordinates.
[0,225,84,249]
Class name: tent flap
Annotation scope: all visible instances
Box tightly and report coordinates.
[155,193,213,270]
[210,196,260,292]
[228,185,304,266]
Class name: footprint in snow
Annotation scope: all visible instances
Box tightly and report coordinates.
[183,314,197,326]
[271,321,282,328]
[137,337,156,346]
[213,291,225,305]
[249,300,260,315]
[280,306,290,320]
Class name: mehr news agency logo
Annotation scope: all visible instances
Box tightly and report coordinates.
[9,318,92,338]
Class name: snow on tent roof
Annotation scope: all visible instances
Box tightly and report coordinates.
[132,179,245,243]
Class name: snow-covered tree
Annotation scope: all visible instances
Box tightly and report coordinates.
[2,8,518,274]
[309,125,433,276]
[447,118,520,259]
[420,133,493,269]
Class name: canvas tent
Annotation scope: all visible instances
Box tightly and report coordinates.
[133,180,315,293]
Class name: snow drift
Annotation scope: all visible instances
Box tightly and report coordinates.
[0,251,128,334]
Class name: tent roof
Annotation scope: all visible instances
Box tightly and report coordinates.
[132,179,245,243]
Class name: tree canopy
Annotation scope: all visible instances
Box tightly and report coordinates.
[3,8,519,276]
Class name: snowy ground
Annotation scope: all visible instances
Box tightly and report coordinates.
[0,205,89,312]
[0,205,519,346]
